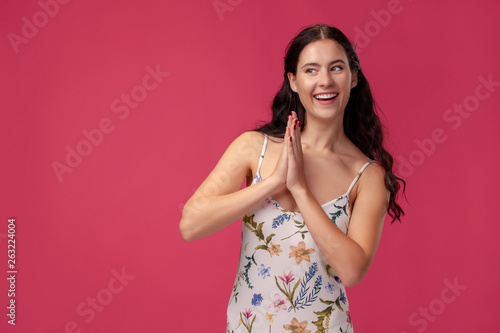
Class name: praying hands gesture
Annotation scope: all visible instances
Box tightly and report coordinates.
[268,111,309,200]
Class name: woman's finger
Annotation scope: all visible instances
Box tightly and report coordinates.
[287,113,294,154]
[297,120,302,146]
[292,118,301,159]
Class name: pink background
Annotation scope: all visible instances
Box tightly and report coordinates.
[1,0,499,332]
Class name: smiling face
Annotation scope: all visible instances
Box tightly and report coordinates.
[287,39,358,123]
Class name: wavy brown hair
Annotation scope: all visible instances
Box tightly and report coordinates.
[255,24,406,223]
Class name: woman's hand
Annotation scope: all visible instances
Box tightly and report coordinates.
[266,115,291,191]
[267,111,309,196]
[286,111,308,196]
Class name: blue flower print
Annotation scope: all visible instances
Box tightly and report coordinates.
[254,174,261,184]
[257,264,271,279]
[334,275,342,284]
[251,293,263,306]
[326,282,335,294]
[305,262,318,282]
[272,213,290,228]
[339,288,347,304]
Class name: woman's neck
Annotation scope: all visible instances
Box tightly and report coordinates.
[300,116,348,153]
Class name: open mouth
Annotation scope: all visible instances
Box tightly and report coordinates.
[314,93,338,101]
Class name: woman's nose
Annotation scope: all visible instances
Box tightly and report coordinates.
[318,69,334,87]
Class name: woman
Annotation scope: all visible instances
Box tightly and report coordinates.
[180,24,404,332]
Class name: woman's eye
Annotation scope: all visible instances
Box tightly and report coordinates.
[305,68,317,74]
[331,66,343,71]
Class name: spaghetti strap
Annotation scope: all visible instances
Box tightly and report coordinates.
[346,160,376,197]
[255,134,268,177]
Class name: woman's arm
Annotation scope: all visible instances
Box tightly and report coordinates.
[286,113,389,287]
[179,131,284,242]
[292,165,389,287]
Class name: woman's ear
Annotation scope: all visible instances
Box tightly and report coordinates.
[287,72,297,92]
[351,70,358,89]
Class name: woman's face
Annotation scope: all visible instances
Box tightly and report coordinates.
[288,39,357,123]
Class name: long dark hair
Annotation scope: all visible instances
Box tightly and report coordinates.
[255,24,406,223]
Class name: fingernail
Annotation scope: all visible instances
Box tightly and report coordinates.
[293,124,296,129]
[289,136,292,141]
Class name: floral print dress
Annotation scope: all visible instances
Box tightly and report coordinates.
[226,134,376,333]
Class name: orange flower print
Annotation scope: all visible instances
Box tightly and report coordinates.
[269,242,283,256]
[289,241,315,264]
[283,317,311,333]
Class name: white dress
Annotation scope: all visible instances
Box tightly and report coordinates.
[227,134,376,333]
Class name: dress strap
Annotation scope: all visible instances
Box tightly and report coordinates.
[255,134,268,176]
[346,160,376,197]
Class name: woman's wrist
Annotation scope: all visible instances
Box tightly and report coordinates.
[290,185,312,204]
[262,174,286,195]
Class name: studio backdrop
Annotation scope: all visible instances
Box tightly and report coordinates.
[1,0,499,332]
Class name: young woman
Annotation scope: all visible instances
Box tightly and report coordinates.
[180,24,404,333]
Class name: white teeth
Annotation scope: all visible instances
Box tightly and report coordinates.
[315,93,338,100]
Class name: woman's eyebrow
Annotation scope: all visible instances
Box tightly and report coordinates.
[301,59,346,69]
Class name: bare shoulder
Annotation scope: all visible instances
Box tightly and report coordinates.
[190,131,265,199]
[358,160,389,204]
[344,139,386,194]
[222,131,265,173]
[364,160,386,178]
[227,131,265,159]
[234,130,265,146]
[344,139,389,206]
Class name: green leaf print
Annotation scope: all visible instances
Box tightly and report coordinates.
[329,201,350,226]
[249,315,256,332]
[240,310,256,333]
[229,274,241,305]
[326,264,332,278]
[242,214,259,237]
[243,214,277,256]
[255,222,265,241]
[266,233,275,244]
[291,279,301,302]
[255,245,268,251]
[334,203,348,215]
[329,210,342,225]
[281,219,309,241]
[312,298,336,333]
[242,253,256,289]
[243,214,275,245]
[335,298,344,312]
